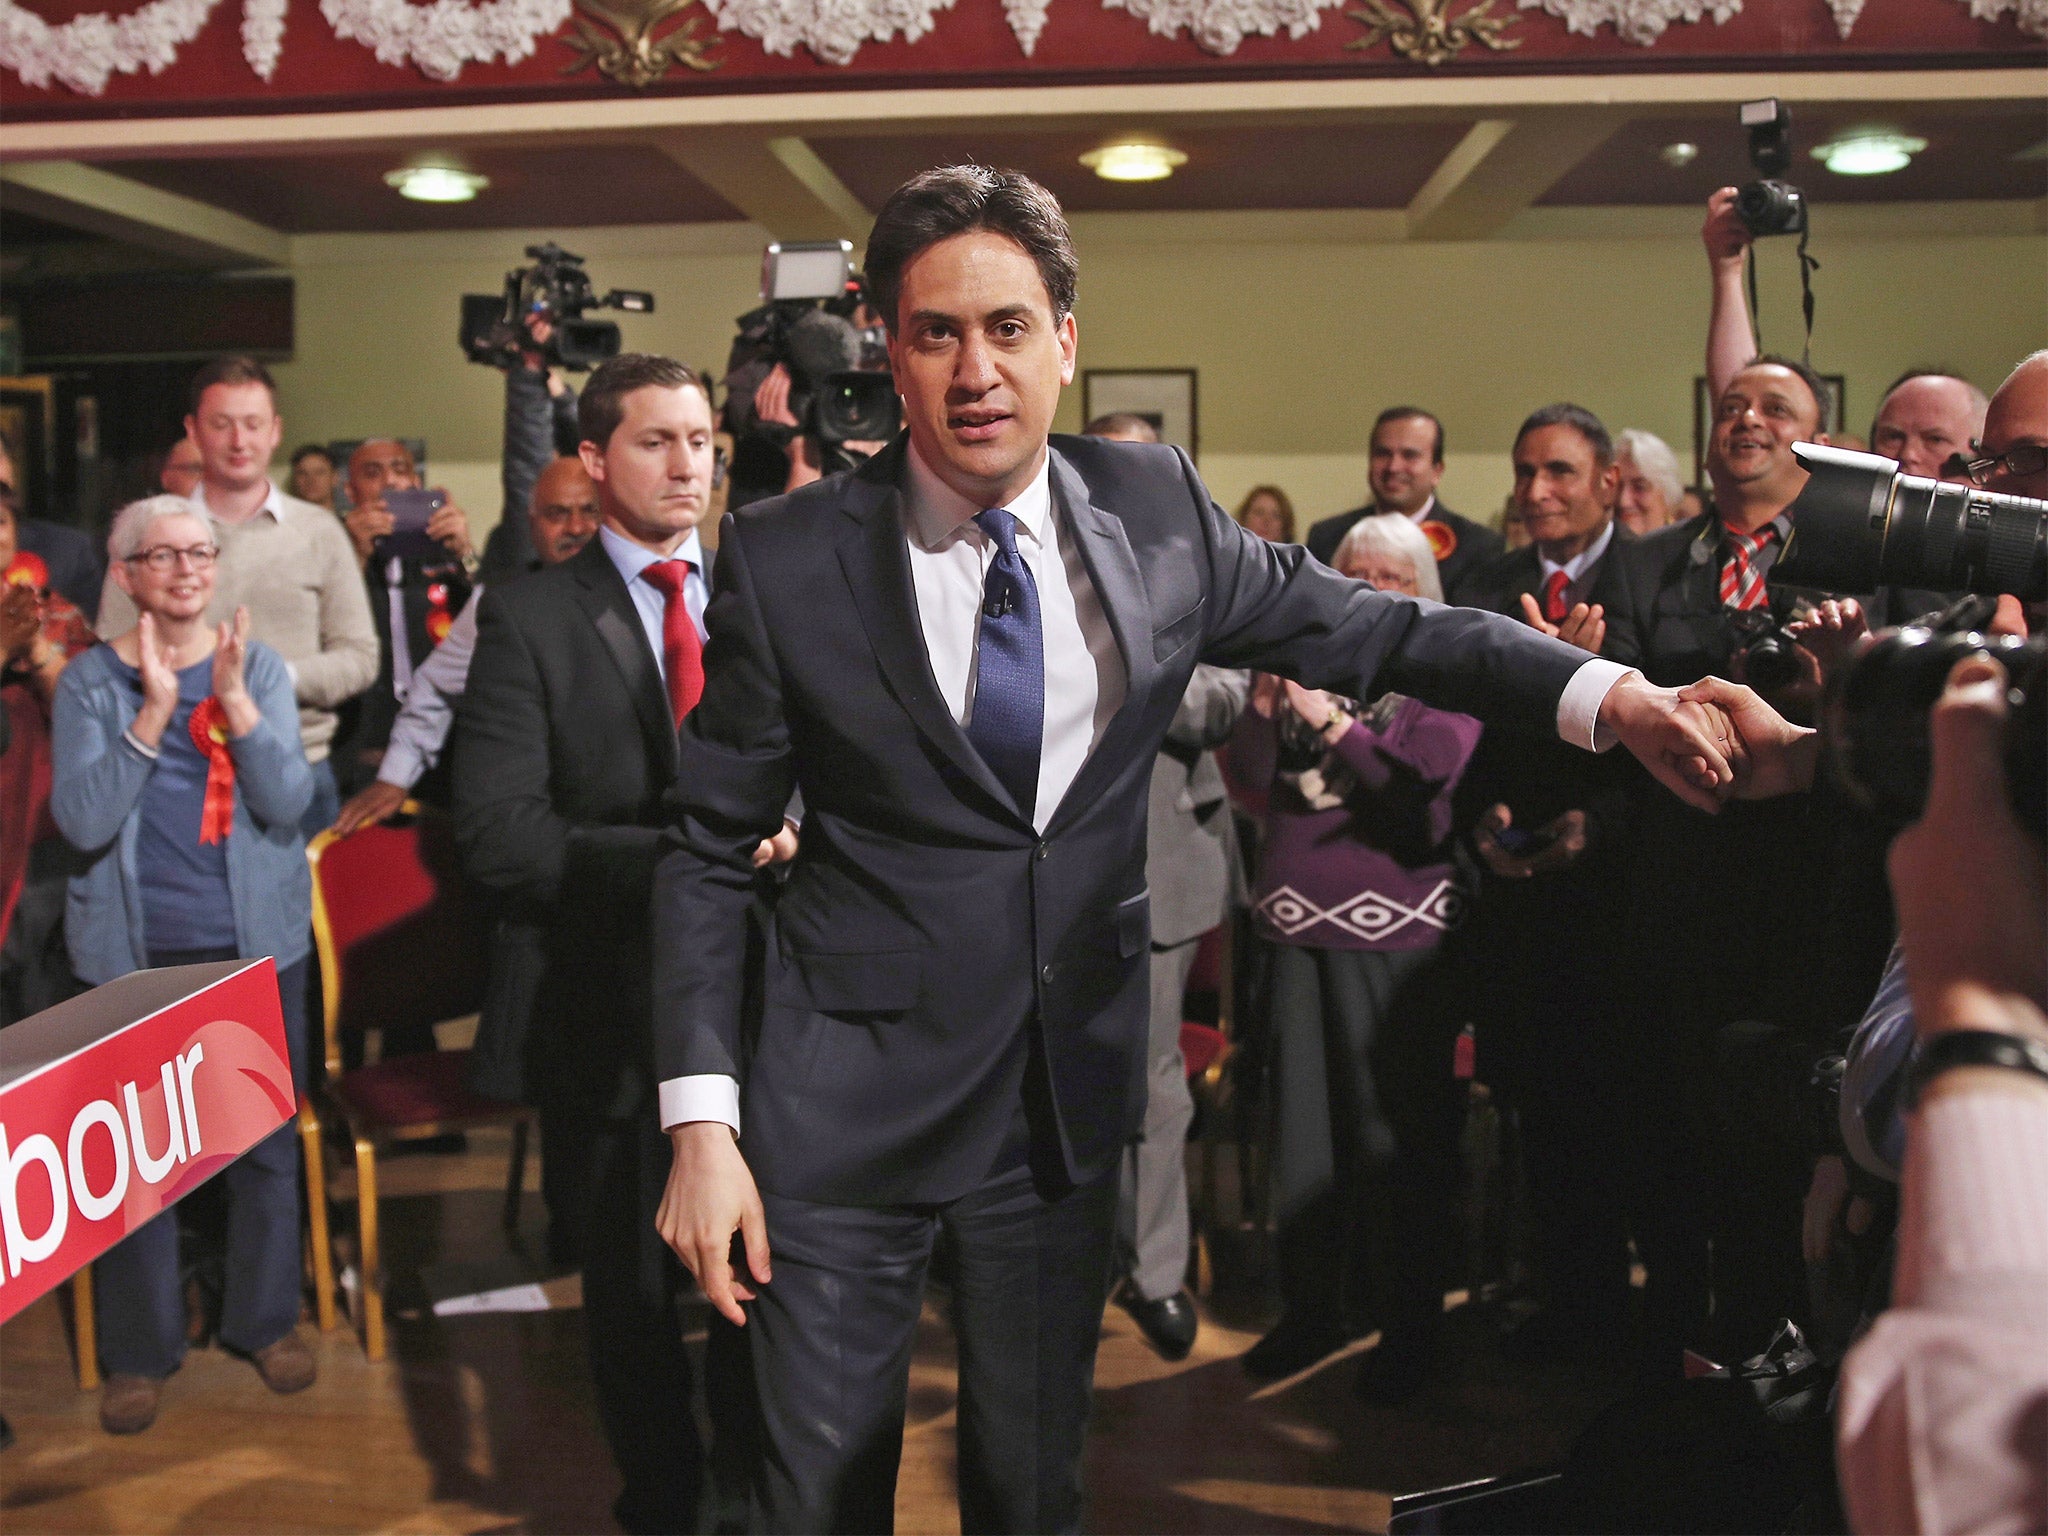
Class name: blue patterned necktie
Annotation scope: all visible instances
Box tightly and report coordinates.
[966,507,1044,818]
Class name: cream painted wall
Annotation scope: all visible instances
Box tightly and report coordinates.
[267,209,2047,547]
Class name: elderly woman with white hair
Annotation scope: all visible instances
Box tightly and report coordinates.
[1234,511,1484,1391]
[49,495,316,1436]
[1614,428,1685,537]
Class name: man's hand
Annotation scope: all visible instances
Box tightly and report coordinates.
[1703,186,1752,271]
[752,821,799,867]
[344,500,392,566]
[657,1121,771,1327]
[754,365,800,430]
[1518,592,1606,653]
[334,780,409,837]
[1598,671,1736,813]
[427,497,473,562]
[1473,804,1588,879]
[0,584,39,664]
[1888,653,2048,1044]
[1674,675,1820,800]
[1786,597,1870,690]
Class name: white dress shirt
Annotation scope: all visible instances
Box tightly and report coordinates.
[1538,518,1617,611]
[660,447,1629,1133]
[376,587,482,791]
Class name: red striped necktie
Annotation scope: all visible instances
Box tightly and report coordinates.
[1720,524,1779,611]
[639,560,703,724]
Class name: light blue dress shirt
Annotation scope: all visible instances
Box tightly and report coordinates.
[598,523,709,688]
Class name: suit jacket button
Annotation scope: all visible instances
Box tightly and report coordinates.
[1040,963,1056,985]
[1035,843,1050,861]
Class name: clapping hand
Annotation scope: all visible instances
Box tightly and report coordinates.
[1786,597,1870,689]
[1,584,39,665]
[212,606,260,739]
[131,611,180,749]
[1518,592,1607,653]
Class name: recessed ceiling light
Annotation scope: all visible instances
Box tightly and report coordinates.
[1811,129,1927,177]
[384,165,490,203]
[1079,142,1187,183]
[1659,141,1700,168]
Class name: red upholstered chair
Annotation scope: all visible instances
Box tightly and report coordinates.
[1179,926,1240,1296]
[305,804,533,1360]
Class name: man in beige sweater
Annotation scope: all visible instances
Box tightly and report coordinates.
[99,356,377,833]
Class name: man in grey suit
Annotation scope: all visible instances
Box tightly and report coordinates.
[1122,662,1248,1357]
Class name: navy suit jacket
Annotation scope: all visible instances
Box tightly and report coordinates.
[652,435,1587,1205]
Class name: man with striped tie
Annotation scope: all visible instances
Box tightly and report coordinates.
[1598,355,1874,1377]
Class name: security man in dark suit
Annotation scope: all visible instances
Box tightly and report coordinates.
[1304,407,1504,601]
[649,167,1755,1535]
[454,354,777,1534]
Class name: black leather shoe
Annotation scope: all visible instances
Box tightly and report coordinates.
[1241,1315,1350,1382]
[1121,1289,1198,1362]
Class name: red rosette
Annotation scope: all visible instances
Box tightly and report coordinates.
[4,550,50,592]
[1419,519,1458,562]
[425,581,453,645]
[187,696,237,845]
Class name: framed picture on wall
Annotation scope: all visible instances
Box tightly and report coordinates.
[1082,370,1198,461]
[1693,373,1844,484]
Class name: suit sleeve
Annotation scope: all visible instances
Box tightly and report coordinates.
[453,587,666,922]
[1186,452,1586,736]
[651,514,798,1085]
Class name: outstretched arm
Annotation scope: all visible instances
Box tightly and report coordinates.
[1704,186,1756,405]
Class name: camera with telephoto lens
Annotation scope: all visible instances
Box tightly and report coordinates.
[721,241,900,508]
[1773,443,2048,601]
[1823,598,2045,831]
[460,242,654,371]
[1736,98,1808,239]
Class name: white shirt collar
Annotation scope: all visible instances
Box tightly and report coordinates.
[903,438,1054,553]
[599,522,705,585]
[1538,517,1616,583]
[1393,494,1438,525]
[191,479,284,525]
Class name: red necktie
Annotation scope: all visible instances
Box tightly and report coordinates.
[1541,569,1571,623]
[639,560,703,725]
[1720,524,1778,611]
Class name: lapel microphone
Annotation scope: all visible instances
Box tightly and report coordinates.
[984,580,1014,620]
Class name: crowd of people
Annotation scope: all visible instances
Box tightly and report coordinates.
[1,168,2042,1536]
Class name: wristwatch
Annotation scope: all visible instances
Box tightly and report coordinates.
[1904,1028,2048,1109]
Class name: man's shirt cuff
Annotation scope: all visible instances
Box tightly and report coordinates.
[659,1074,740,1135]
[1557,657,1631,753]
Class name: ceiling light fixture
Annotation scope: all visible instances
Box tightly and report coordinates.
[1659,141,1700,168]
[1811,129,1927,177]
[384,164,490,203]
[1079,142,1187,183]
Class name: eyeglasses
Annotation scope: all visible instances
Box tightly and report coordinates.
[1959,443,2048,489]
[125,543,220,571]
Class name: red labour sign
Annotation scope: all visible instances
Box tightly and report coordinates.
[0,959,293,1325]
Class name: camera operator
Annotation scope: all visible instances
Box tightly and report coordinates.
[748,358,891,495]
[338,438,475,795]
[479,314,583,582]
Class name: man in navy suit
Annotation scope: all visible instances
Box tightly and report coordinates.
[651,166,1752,1535]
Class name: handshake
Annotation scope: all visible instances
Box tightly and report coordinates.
[1598,670,1818,812]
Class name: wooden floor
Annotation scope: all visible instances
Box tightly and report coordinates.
[1,1128,1623,1535]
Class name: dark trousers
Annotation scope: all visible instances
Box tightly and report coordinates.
[1265,943,1432,1335]
[552,1106,709,1534]
[95,951,309,1378]
[749,1156,1119,1535]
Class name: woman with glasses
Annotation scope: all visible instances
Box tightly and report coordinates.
[49,495,317,1436]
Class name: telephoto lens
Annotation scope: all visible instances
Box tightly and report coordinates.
[1825,623,2045,830]
[1777,443,2048,601]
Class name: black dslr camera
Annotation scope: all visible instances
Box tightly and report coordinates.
[460,242,654,371]
[1825,603,2045,831]
[721,241,899,507]
[1736,98,1808,239]
[1725,607,1807,697]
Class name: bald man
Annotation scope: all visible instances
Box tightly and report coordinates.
[341,437,476,789]
[333,456,599,836]
[1870,372,1988,484]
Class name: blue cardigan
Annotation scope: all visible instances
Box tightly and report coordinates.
[51,640,315,986]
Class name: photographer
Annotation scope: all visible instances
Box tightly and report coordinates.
[479,315,582,582]
[338,438,474,795]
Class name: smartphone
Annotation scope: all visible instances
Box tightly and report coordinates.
[1493,824,1556,857]
[377,488,447,561]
